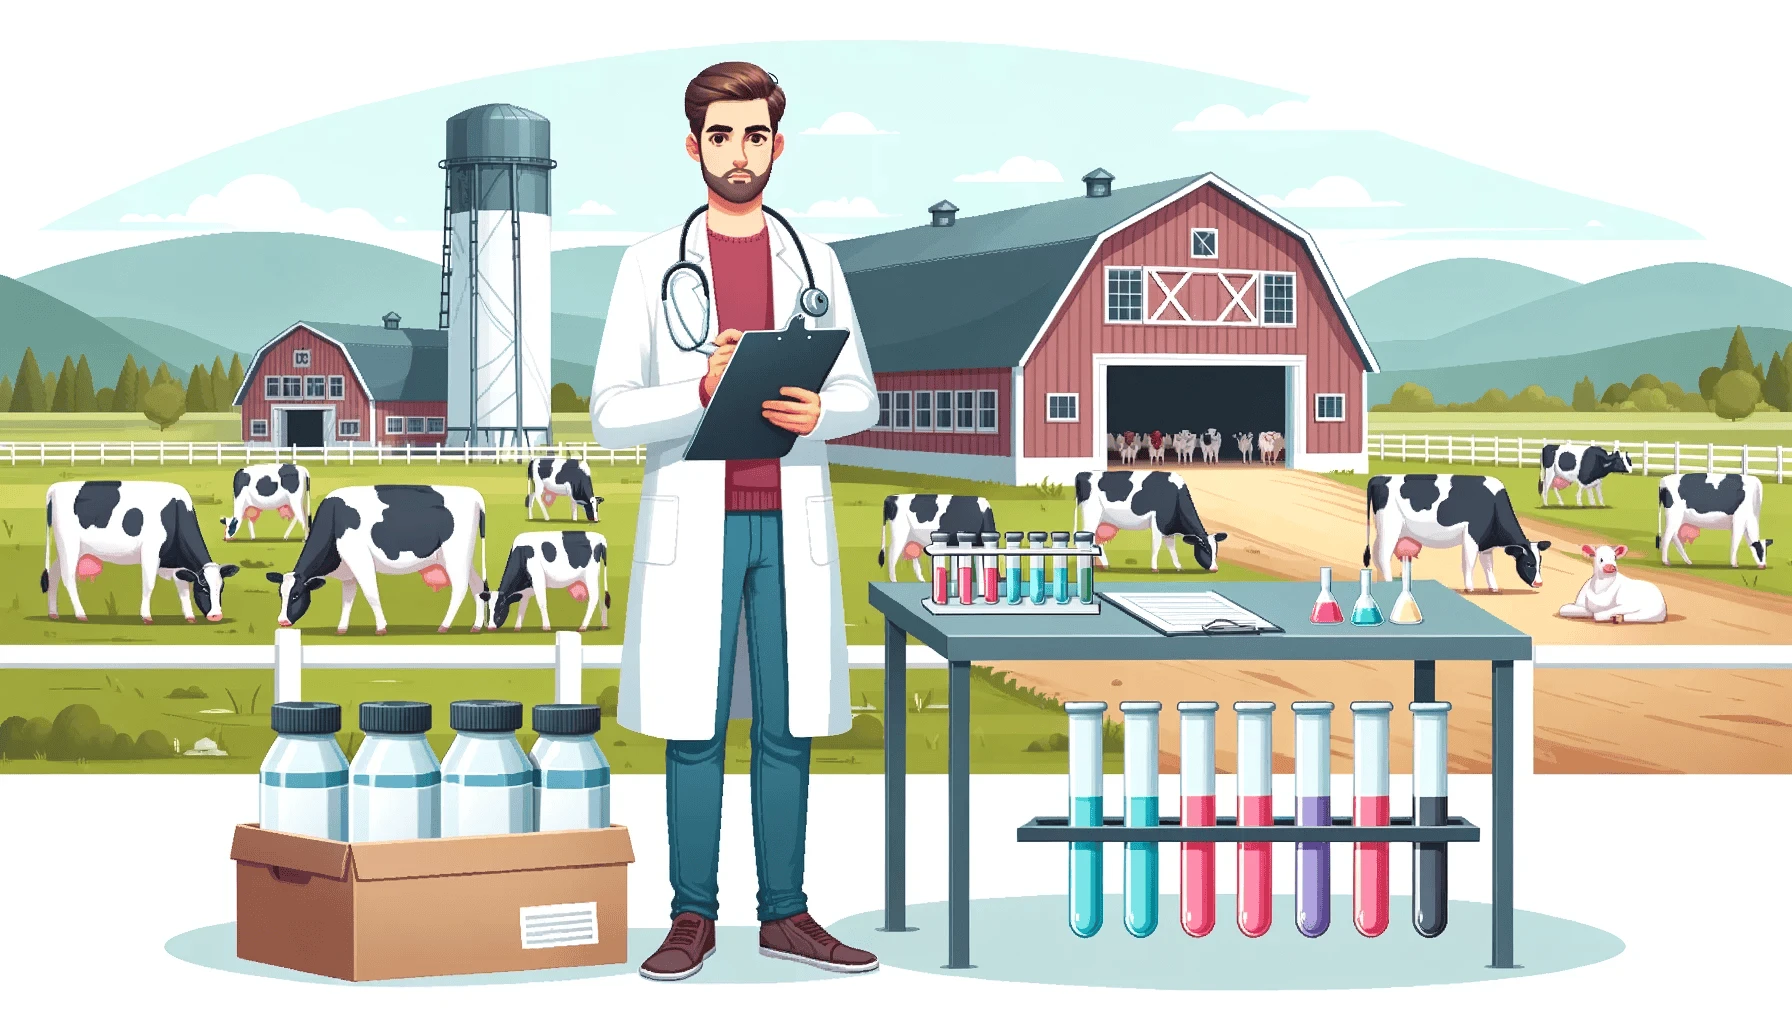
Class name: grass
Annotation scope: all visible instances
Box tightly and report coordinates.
[1370,411,1792,446]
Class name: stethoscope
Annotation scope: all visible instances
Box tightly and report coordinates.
[660,205,830,354]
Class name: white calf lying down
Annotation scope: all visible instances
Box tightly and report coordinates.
[1558,544,1666,624]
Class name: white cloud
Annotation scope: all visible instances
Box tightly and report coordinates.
[800,112,896,135]
[953,156,1063,183]
[1257,176,1403,208]
[568,200,615,216]
[118,174,390,241]
[782,197,892,219]
[393,215,407,224]
[1587,219,1604,227]
[1173,99,1346,132]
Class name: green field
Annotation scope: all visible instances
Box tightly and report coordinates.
[1370,411,1792,446]
[0,456,1272,775]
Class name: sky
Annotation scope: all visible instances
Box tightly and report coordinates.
[4,0,1789,293]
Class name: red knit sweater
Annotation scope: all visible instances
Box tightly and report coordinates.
[696,227,780,510]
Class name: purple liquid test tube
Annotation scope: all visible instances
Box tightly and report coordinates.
[1293,701,1334,938]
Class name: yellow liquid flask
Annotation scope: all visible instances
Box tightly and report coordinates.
[1389,558,1423,625]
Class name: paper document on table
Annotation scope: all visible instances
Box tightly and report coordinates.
[1099,590,1284,636]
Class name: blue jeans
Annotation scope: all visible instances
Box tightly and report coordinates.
[665,511,811,922]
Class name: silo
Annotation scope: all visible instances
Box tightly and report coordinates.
[439,104,555,447]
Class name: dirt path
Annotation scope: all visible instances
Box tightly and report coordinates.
[994,468,1792,774]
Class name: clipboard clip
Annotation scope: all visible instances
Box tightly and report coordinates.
[1200,619,1260,635]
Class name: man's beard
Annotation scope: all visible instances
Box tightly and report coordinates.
[702,163,772,205]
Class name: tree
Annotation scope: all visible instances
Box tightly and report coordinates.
[1630,387,1670,412]
[0,376,11,411]
[186,363,213,413]
[1630,373,1662,392]
[1661,380,1686,402]
[1572,377,1597,411]
[1471,388,1510,411]
[1674,391,1708,413]
[134,366,151,411]
[209,356,232,410]
[72,355,97,412]
[10,349,47,412]
[112,354,141,414]
[142,382,186,432]
[95,387,114,412]
[51,356,78,412]
[1765,352,1792,412]
[1599,382,1631,406]
[551,382,586,412]
[1698,365,1723,400]
[1722,326,1755,378]
[42,370,57,407]
[1713,370,1762,421]
[151,362,175,390]
[226,353,245,406]
[1508,385,1567,412]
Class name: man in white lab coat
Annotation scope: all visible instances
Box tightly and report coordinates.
[588,61,880,981]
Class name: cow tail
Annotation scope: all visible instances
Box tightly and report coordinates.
[878,495,895,567]
[479,503,488,591]
[1655,491,1664,550]
[41,503,53,593]
[602,545,611,608]
[1363,489,1373,569]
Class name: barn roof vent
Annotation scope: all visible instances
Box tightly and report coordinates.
[382,311,402,330]
[928,200,959,227]
[1082,168,1114,198]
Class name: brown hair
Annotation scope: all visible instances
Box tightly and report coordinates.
[684,62,786,137]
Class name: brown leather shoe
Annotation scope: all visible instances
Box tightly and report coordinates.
[759,912,879,973]
[639,913,716,981]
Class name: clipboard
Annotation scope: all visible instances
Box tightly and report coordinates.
[683,313,853,462]
[1098,590,1285,636]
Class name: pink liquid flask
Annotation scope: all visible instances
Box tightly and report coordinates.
[1235,702,1276,938]
[1311,567,1345,624]
[1351,701,1393,937]
[1178,702,1219,937]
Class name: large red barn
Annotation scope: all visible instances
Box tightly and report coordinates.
[232,314,448,447]
[828,170,1378,484]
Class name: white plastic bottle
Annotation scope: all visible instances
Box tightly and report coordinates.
[260,702,349,840]
[350,700,441,841]
[441,700,536,836]
[531,704,610,831]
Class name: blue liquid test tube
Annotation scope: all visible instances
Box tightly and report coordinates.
[1121,701,1162,937]
[1293,701,1335,938]
[1028,531,1049,604]
[1004,532,1024,603]
[1051,531,1072,604]
[1412,701,1452,938]
[1065,701,1108,937]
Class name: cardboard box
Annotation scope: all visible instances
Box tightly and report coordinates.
[230,823,634,981]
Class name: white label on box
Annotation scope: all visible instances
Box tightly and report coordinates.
[520,901,599,950]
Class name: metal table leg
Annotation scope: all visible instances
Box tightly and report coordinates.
[1413,659,1436,703]
[881,620,914,933]
[946,658,973,969]
[1490,659,1518,968]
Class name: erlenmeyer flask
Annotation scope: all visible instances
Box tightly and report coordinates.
[1310,567,1344,624]
[1350,568,1384,626]
[1390,558,1424,624]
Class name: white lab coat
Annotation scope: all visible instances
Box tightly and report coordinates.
[589,218,878,741]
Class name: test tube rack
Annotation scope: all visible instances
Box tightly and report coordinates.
[920,540,1104,616]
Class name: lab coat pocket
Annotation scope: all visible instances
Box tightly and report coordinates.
[806,495,836,566]
[636,495,679,565]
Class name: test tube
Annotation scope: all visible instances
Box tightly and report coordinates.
[1412,701,1452,938]
[1004,532,1025,604]
[1065,701,1108,938]
[1051,531,1072,604]
[955,532,974,606]
[980,532,1000,604]
[1074,531,1096,603]
[1350,701,1393,938]
[1177,701,1218,938]
[1028,532,1049,604]
[1235,701,1276,938]
[1293,701,1334,938]
[930,531,950,604]
[1121,701,1161,937]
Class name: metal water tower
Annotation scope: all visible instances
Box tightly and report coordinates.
[439,103,555,447]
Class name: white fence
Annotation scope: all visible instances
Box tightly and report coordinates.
[1369,433,1790,483]
[0,441,647,468]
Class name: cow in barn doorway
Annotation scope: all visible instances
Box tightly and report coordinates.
[1257,431,1285,465]
[1538,444,1633,507]
[43,481,241,624]
[1170,430,1197,463]
[1119,434,1142,465]
[1655,473,1773,567]
[1073,470,1228,572]
[878,494,998,582]
[1146,431,1167,465]
[526,457,603,522]
[222,463,310,540]
[1364,474,1553,592]
[1234,432,1255,463]
[489,531,611,631]
[1197,429,1222,464]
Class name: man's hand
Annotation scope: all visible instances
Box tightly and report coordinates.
[763,387,821,436]
[702,329,745,397]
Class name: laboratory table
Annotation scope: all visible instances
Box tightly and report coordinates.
[869,579,1533,970]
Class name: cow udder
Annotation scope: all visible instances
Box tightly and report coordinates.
[1677,524,1701,542]
[1393,537,1424,561]
[420,565,450,591]
[276,504,295,519]
[77,554,105,580]
[1549,478,1572,490]
[568,581,590,602]
[242,506,261,521]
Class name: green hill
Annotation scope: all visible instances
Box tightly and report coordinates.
[0,275,182,387]
[552,312,603,390]
[552,246,627,319]
[1347,258,1577,346]
[98,317,240,370]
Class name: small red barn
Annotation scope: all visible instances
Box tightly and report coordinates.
[829,170,1379,484]
[233,314,448,447]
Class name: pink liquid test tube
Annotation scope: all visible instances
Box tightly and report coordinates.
[1234,701,1276,938]
[1350,701,1393,938]
[930,532,950,604]
[981,532,1001,603]
[1177,701,1219,938]
[955,533,975,605]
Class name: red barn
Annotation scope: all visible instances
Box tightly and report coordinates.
[233,314,448,447]
[829,170,1379,484]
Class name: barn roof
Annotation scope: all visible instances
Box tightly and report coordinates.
[231,321,449,406]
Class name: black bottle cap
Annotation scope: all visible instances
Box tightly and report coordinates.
[980,532,999,544]
[1027,531,1047,541]
[533,703,602,736]
[358,700,432,734]
[270,701,341,736]
[1074,532,1095,544]
[929,531,949,543]
[449,700,523,733]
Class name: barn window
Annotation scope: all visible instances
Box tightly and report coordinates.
[338,419,361,438]
[328,375,345,399]
[914,390,932,430]
[1263,272,1296,325]
[386,416,405,434]
[955,391,975,430]
[281,376,302,398]
[893,391,912,431]
[264,376,279,399]
[875,391,892,430]
[293,349,311,368]
[934,390,954,432]
[305,376,326,398]
[976,390,998,432]
[426,417,445,434]
[1315,393,1346,421]
[1046,393,1080,422]
[249,419,269,437]
[1105,268,1144,322]
[406,417,426,434]
[1190,228,1218,259]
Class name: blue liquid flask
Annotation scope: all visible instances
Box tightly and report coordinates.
[1121,701,1162,937]
[1051,531,1072,604]
[1065,702,1108,937]
[1028,531,1049,604]
[1004,532,1025,604]
[1350,568,1384,626]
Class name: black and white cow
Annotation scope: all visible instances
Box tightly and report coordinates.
[489,531,612,632]
[266,485,489,635]
[222,463,311,540]
[1538,444,1633,507]
[42,480,240,624]
[1655,473,1773,567]
[1365,474,1552,592]
[526,458,602,522]
[1073,471,1228,572]
[878,494,998,582]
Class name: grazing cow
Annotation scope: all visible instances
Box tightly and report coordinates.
[878,494,998,582]
[1559,544,1667,624]
[526,457,603,522]
[43,480,240,624]
[490,531,612,632]
[1234,432,1255,463]
[1538,444,1633,507]
[1197,429,1222,464]
[1147,431,1167,465]
[1655,473,1772,567]
[1073,470,1228,572]
[266,485,489,635]
[221,463,310,540]
[1257,431,1285,465]
[1364,474,1553,592]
